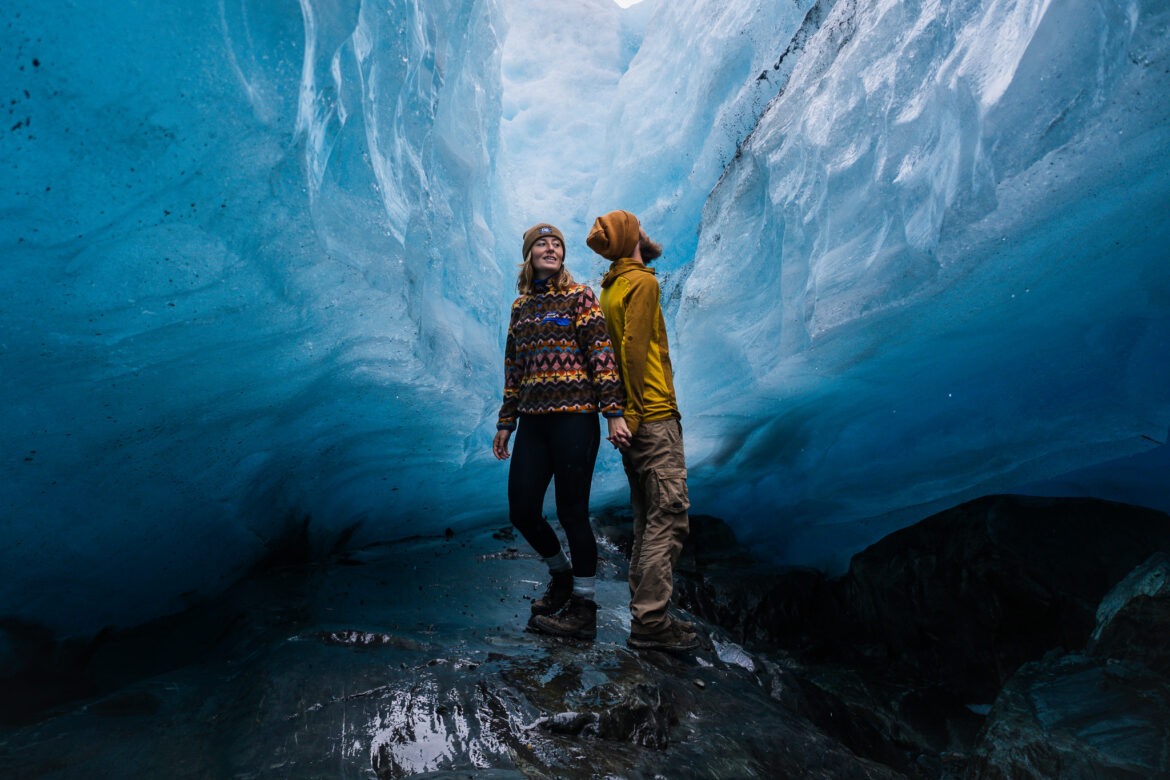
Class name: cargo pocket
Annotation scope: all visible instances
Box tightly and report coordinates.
[652,468,690,513]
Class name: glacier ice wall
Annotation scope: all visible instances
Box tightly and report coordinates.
[2,0,1168,637]
[1,0,510,635]
[676,0,1170,566]
[588,0,823,271]
[495,0,626,249]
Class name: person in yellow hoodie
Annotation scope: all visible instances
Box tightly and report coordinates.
[587,209,698,652]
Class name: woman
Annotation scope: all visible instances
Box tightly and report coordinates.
[493,222,630,640]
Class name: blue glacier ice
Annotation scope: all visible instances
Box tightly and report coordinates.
[2,0,1168,638]
[674,0,1170,564]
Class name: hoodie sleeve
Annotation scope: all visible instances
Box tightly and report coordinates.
[617,272,660,434]
[573,285,624,417]
[496,299,523,430]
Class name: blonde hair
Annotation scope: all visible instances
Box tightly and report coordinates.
[517,248,576,295]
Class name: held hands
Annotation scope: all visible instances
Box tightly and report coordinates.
[606,416,632,450]
[498,419,627,457]
[492,429,512,460]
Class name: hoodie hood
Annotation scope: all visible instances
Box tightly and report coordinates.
[601,257,654,288]
[587,210,640,261]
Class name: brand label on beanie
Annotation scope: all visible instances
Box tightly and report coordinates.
[539,226,553,234]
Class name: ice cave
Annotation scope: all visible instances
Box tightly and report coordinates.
[2,0,1169,776]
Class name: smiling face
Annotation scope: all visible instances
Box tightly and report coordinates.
[529,236,565,280]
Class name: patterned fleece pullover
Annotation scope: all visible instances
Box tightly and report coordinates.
[497,279,625,430]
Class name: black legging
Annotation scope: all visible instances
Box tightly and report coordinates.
[508,413,601,578]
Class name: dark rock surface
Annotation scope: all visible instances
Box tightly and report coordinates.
[966,653,1170,780]
[964,552,1170,779]
[0,525,900,780]
[674,495,1170,777]
[6,494,1170,779]
[839,496,1170,701]
[677,495,1170,700]
[1089,552,1170,676]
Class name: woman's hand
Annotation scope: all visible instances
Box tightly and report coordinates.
[493,429,512,460]
[606,416,632,450]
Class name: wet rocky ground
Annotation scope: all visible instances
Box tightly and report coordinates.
[2,494,1170,779]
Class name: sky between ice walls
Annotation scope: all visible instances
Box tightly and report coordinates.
[2,0,1168,637]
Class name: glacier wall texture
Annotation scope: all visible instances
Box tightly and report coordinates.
[2,0,1168,635]
[495,0,628,252]
[675,0,1170,566]
[1,0,510,635]
[588,0,826,271]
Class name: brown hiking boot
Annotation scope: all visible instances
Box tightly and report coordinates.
[528,594,598,640]
[627,620,699,652]
[530,570,573,616]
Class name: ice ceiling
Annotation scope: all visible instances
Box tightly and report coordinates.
[2,0,1168,635]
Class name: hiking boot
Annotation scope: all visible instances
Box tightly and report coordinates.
[627,620,699,652]
[528,594,598,640]
[530,570,574,616]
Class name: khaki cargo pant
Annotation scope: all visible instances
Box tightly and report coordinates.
[621,418,690,634]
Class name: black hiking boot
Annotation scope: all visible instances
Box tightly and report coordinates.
[528,594,598,640]
[627,619,699,652]
[530,570,573,616]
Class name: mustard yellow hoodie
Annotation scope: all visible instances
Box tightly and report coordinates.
[599,258,679,434]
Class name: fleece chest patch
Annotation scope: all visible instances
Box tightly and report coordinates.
[541,313,571,326]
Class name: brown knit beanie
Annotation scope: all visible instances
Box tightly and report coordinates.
[586,210,640,261]
[522,223,566,260]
